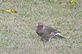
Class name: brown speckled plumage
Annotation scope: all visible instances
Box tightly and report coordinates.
[36,22,65,42]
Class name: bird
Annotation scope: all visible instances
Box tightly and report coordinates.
[36,22,65,42]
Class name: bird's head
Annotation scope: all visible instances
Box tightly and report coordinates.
[37,22,44,30]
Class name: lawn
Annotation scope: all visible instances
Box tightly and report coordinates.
[0,0,82,54]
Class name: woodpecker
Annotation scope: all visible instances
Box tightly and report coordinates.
[36,22,65,42]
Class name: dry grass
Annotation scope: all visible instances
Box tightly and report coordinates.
[0,0,82,54]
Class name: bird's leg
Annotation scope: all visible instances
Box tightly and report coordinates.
[41,37,45,41]
[48,37,52,42]
[41,37,49,42]
[44,37,50,42]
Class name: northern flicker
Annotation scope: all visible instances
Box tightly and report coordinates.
[36,22,65,42]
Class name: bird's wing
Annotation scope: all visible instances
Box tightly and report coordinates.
[45,26,61,33]
[44,26,64,38]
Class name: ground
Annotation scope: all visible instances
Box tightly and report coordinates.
[0,0,82,54]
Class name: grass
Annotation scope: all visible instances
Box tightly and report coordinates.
[0,0,82,54]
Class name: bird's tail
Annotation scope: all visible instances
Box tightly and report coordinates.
[57,35,65,39]
[54,33,65,39]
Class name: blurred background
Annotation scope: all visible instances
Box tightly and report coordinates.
[0,0,82,54]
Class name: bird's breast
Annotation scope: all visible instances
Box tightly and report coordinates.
[36,29,44,36]
[37,32,43,36]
